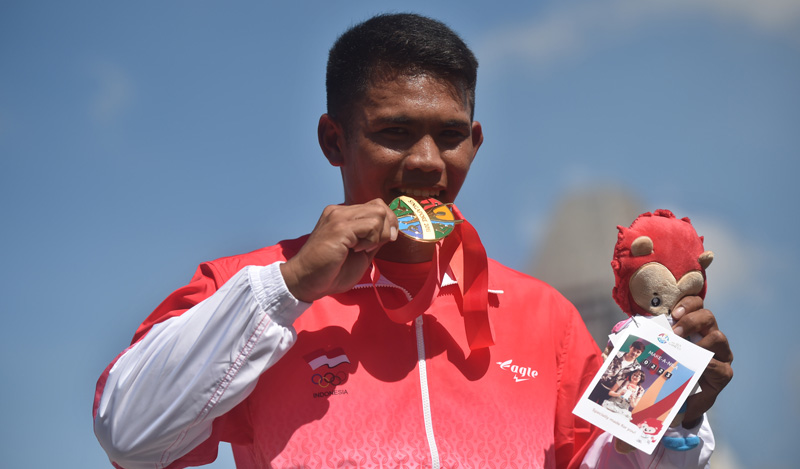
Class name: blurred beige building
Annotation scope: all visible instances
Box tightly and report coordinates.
[528,187,643,348]
[529,187,742,468]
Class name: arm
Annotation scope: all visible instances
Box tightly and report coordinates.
[581,296,732,468]
[552,301,605,469]
[670,296,734,428]
[607,382,623,398]
[94,199,399,469]
[630,386,643,408]
[94,262,308,469]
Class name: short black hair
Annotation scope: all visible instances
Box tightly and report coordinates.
[625,369,646,383]
[630,341,646,351]
[325,13,478,124]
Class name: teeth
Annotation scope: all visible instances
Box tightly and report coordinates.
[400,188,440,198]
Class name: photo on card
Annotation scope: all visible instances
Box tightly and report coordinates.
[573,319,713,454]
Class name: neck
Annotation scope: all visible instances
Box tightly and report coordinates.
[375,237,436,263]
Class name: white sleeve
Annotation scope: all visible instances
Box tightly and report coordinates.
[580,417,715,468]
[94,261,310,469]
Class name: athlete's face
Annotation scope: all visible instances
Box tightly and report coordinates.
[319,73,483,206]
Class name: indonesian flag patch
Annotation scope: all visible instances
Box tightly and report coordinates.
[303,348,350,370]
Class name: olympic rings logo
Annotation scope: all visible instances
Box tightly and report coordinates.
[311,372,348,388]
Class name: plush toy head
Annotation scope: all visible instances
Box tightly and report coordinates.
[612,209,714,317]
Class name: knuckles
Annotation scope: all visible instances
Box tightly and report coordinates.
[722,363,734,382]
[680,308,717,332]
[705,360,734,388]
[320,204,341,218]
[677,295,704,312]
[705,329,728,348]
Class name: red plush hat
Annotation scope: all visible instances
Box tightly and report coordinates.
[611,209,714,317]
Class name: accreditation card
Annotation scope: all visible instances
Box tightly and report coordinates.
[572,318,713,454]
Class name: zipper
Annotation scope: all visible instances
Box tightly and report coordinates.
[416,315,439,469]
[352,278,441,468]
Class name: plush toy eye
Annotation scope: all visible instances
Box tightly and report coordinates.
[651,297,661,307]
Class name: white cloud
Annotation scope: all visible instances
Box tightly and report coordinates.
[90,62,133,124]
[477,0,800,69]
[700,0,800,32]
[559,163,614,191]
[681,214,780,311]
[692,220,758,297]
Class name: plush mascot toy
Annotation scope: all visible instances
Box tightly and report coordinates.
[611,209,713,322]
[608,209,714,453]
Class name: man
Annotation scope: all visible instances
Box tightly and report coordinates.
[94,13,732,468]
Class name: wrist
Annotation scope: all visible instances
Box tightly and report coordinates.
[280,260,312,303]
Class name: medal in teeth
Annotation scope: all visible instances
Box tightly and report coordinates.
[390,196,459,242]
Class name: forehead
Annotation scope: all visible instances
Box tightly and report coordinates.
[356,73,471,121]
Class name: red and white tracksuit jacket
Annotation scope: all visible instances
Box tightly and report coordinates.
[93,236,713,468]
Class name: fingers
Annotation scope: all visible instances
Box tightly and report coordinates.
[670,295,703,322]
[281,199,399,302]
[671,295,713,338]
[682,358,734,426]
[614,437,636,454]
[701,358,735,392]
[671,297,733,364]
[312,200,397,252]
[672,307,716,340]
[669,296,734,425]
[694,330,733,363]
[348,200,399,252]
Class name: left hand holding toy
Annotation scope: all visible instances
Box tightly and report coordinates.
[670,295,734,428]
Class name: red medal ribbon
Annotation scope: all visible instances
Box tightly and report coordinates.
[370,205,494,350]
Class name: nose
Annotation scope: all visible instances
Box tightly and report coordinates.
[404,135,445,172]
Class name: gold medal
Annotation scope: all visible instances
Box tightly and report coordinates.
[389,196,460,242]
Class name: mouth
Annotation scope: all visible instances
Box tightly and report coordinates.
[393,187,444,200]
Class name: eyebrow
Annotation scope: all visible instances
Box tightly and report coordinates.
[372,115,471,128]
[442,119,471,129]
[373,116,412,125]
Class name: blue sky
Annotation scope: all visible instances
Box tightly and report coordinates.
[2,1,798,467]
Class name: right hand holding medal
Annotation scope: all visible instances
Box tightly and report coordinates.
[280,199,398,303]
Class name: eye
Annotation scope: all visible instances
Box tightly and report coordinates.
[439,125,470,144]
[441,129,466,138]
[651,297,661,307]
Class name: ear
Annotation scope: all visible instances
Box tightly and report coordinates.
[631,236,654,257]
[699,250,714,270]
[318,114,346,167]
[471,120,484,157]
